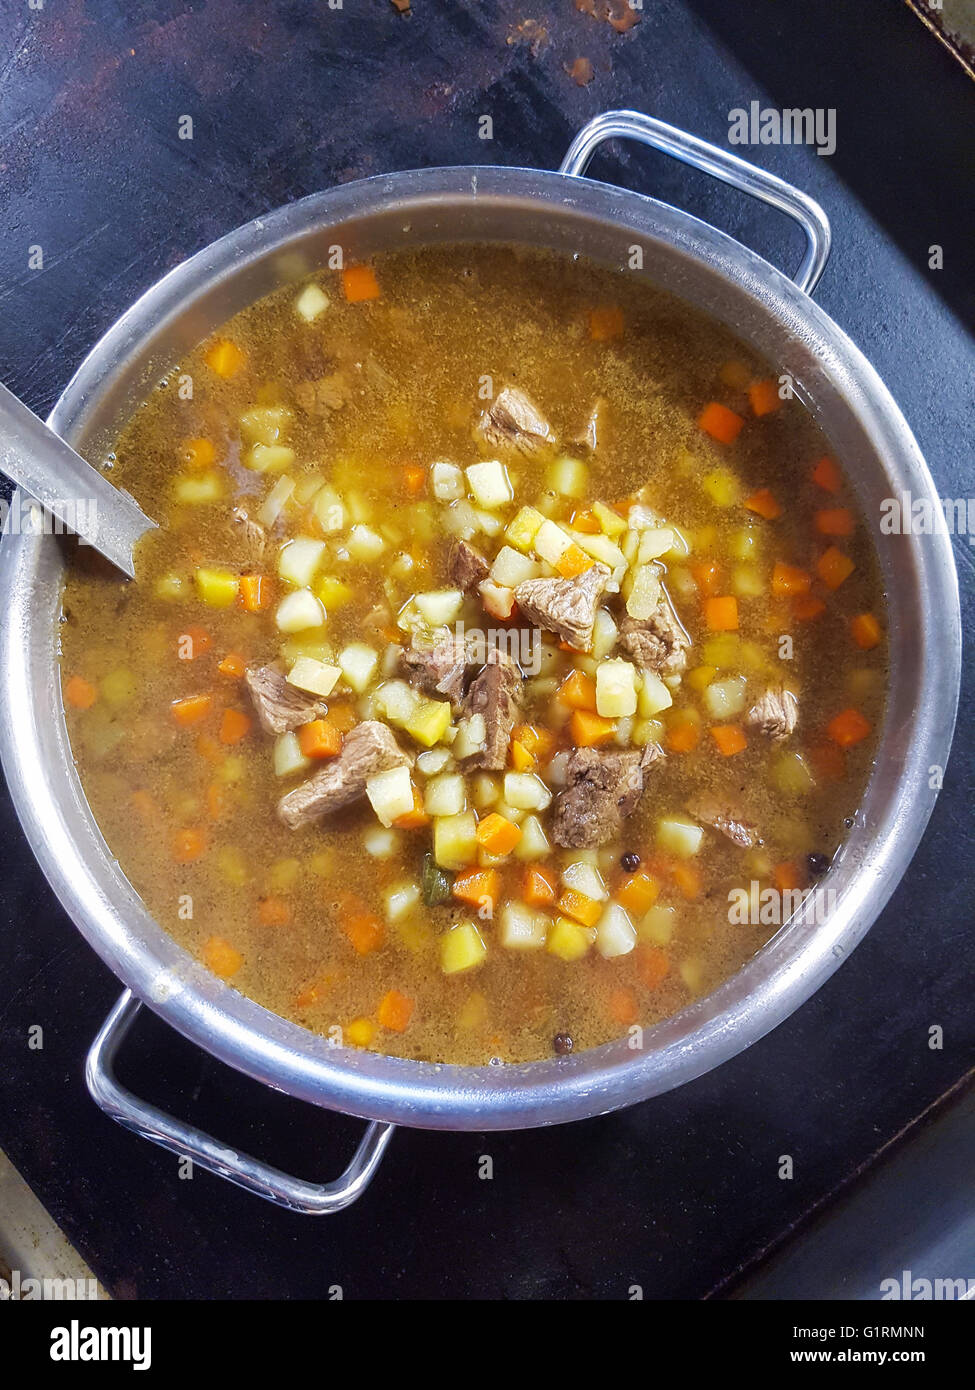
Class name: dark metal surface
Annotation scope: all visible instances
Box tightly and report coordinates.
[0,0,972,1299]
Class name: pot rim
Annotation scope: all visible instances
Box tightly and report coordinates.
[0,163,961,1130]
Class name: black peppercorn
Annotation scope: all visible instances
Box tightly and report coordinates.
[807,852,830,877]
[553,1032,574,1055]
[621,851,641,873]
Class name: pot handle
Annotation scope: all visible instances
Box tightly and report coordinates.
[560,109,831,295]
[85,990,395,1214]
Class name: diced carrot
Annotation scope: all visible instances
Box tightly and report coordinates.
[743,487,782,520]
[589,305,624,341]
[181,437,216,470]
[171,693,213,727]
[808,739,846,782]
[453,868,501,911]
[203,936,243,978]
[817,546,855,590]
[772,861,805,893]
[297,718,341,760]
[666,716,701,753]
[393,786,430,829]
[195,733,223,764]
[771,561,812,597]
[691,559,722,595]
[747,378,781,417]
[616,871,659,916]
[608,987,639,1027]
[698,401,745,444]
[296,981,325,1010]
[217,651,246,679]
[826,707,872,748]
[671,862,701,900]
[131,789,157,822]
[510,739,535,772]
[792,595,827,621]
[815,507,854,537]
[65,675,98,709]
[556,544,595,579]
[570,508,601,534]
[258,895,292,927]
[219,708,252,745]
[207,782,227,820]
[476,813,522,856]
[557,889,602,928]
[704,595,739,631]
[377,989,414,1033]
[239,573,271,613]
[342,264,380,302]
[570,709,617,747]
[523,865,558,907]
[204,338,247,378]
[172,827,206,863]
[635,944,670,990]
[403,463,426,496]
[711,724,748,757]
[181,624,211,658]
[342,908,384,955]
[511,723,556,761]
[850,612,882,650]
[326,701,358,733]
[558,669,597,710]
[811,455,842,493]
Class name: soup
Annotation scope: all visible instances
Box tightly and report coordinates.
[59,244,886,1064]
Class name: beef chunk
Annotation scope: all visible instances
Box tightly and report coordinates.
[477,386,554,454]
[514,563,610,651]
[745,686,798,742]
[448,540,490,593]
[456,649,523,771]
[278,720,410,829]
[400,632,470,709]
[619,599,690,675]
[231,507,266,560]
[686,795,759,849]
[552,743,665,848]
[293,370,348,415]
[245,664,327,736]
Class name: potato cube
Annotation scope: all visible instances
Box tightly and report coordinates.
[500,902,549,950]
[533,518,572,565]
[286,657,341,698]
[596,658,638,718]
[366,765,414,827]
[513,813,551,861]
[275,588,325,633]
[595,902,637,958]
[546,916,595,961]
[466,459,513,509]
[505,505,546,551]
[278,536,326,587]
[194,567,239,608]
[656,815,705,858]
[273,731,311,777]
[547,455,589,499]
[294,284,330,322]
[385,880,421,923]
[415,588,463,625]
[244,443,295,473]
[423,773,466,818]
[440,920,487,974]
[638,670,673,716]
[338,642,379,692]
[347,524,385,561]
[431,459,465,501]
[561,861,607,901]
[312,486,346,535]
[490,545,541,588]
[405,698,453,748]
[434,811,478,869]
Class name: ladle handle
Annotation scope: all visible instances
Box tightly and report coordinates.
[0,382,155,578]
[86,990,395,1215]
[560,109,832,295]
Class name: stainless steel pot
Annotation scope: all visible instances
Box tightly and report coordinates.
[0,112,961,1213]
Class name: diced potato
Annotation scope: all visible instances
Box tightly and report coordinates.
[239,405,292,447]
[474,508,504,537]
[591,608,618,661]
[294,283,330,322]
[440,921,487,974]
[729,526,761,561]
[385,880,421,923]
[703,675,747,720]
[490,545,541,588]
[443,499,483,540]
[347,524,385,561]
[280,633,332,664]
[505,505,546,551]
[292,473,325,505]
[702,633,740,668]
[466,459,513,509]
[417,747,452,776]
[595,902,637,958]
[174,470,225,504]
[479,579,516,621]
[596,658,638,718]
[415,588,464,626]
[338,642,379,693]
[533,518,572,565]
[286,657,341,698]
[546,916,595,962]
[502,772,552,812]
[500,902,549,950]
[547,455,588,499]
[405,698,453,748]
[346,491,373,524]
[273,730,311,777]
[656,815,705,858]
[100,667,137,708]
[561,860,607,901]
[312,486,346,535]
[257,474,295,527]
[216,846,249,887]
[366,765,414,827]
[571,529,627,577]
[195,567,239,608]
[315,576,353,610]
[513,813,551,861]
[469,773,499,809]
[431,460,464,501]
[434,812,478,869]
[278,536,326,587]
[424,773,466,818]
[732,564,764,598]
[680,957,705,994]
[638,904,676,945]
[772,751,815,795]
[363,826,400,858]
[592,500,627,538]
[452,713,487,761]
[624,565,661,620]
[154,573,186,600]
[632,717,665,747]
[702,468,741,507]
[371,679,418,727]
[638,670,673,716]
[244,443,295,473]
[276,588,325,633]
[637,528,675,563]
